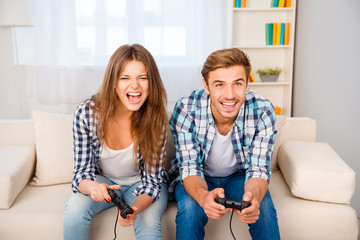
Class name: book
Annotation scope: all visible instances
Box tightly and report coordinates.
[273,0,279,7]
[265,23,273,45]
[278,0,285,7]
[277,23,282,45]
[280,23,285,45]
[249,72,255,82]
[241,0,246,8]
[285,0,292,7]
[235,0,241,8]
[284,22,290,45]
[273,23,281,45]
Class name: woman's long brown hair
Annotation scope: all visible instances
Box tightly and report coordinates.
[91,44,167,171]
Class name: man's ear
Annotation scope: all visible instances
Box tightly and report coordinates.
[202,78,210,94]
[245,78,249,91]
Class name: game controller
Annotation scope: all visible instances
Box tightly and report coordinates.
[215,197,251,212]
[108,189,134,219]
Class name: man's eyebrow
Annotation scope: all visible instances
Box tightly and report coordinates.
[212,79,225,84]
[234,78,245,82]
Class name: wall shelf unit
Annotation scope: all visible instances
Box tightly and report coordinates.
[231,0,297,116]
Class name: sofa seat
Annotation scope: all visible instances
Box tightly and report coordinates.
[0,170,357,240]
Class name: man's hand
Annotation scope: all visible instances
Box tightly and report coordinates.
[201,188,231,220]
[235,191,260,224]
[183,176,231,220]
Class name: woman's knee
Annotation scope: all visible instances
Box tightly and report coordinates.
[64,192,109,222]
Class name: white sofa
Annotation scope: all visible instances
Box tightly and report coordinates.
[0,111,358,240]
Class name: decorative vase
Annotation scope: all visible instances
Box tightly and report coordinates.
[259,74,279,82]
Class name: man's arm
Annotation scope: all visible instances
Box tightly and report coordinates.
[237,105,277,224]
[183,175,230,220]
[236,177,268,224]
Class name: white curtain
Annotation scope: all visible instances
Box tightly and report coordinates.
[16,0,232,112]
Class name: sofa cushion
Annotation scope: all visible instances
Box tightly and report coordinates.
[270,170,358,240]
[31,111,74,186]
[277,141,356,204]
[0,146,35,209]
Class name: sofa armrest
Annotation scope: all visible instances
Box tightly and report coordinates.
[278,140,355,204]
[0,146,36,209]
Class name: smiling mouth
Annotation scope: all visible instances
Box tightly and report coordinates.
[221,101,236,109]
[127,92,142,104]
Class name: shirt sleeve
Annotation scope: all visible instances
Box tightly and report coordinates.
[133,127,169,201]
[71,104,97,193]
[246,106,277,184]
[169,101,204,182]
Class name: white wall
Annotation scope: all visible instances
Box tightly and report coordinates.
[293,0,360,216]
[0,28,23,119]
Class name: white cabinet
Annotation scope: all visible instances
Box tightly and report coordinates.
[231,0,296,116]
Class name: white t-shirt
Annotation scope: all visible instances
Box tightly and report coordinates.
[203,127,239,177]
[100,142,141,186]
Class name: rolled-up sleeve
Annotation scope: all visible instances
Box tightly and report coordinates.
[246,107,277,184]
[170,101,204,182]
[71,104,97,193]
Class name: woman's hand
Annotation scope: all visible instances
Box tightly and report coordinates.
[90,183,121,202]
[78,179,121,202]
[117,207,139,227]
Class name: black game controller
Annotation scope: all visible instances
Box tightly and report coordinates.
[215,197,251,212]
[108,189,134,219]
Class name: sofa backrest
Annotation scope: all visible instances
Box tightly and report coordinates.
[0,120,35,147]
[272,117,316,171]
[0,114,317,178]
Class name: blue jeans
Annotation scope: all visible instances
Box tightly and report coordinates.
[63,175,168,240]
[175,172,280,240]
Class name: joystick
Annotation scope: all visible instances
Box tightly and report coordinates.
[215,197,251,212]
[108,189,134,219]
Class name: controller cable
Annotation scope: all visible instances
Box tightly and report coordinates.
[229,209,236,240]
[113,208,120,240]
[105,190,123,240]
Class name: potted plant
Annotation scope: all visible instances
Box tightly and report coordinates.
[256,66,282,82]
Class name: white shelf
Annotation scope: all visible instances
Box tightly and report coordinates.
[231,0,296,117]
[233,7,294,12]
[233,45,292,49]
[249,82,291,86]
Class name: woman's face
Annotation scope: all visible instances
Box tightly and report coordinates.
[116,60,149,113]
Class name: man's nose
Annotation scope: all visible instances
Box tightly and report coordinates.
[225,85,235,98]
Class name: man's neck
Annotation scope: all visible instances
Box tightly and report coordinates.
[214,120,234,136]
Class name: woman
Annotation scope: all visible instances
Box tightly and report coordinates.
[63,44,169,240]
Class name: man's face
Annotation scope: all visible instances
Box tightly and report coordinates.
[203,65,248,124]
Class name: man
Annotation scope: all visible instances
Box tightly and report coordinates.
[168,48,280,240]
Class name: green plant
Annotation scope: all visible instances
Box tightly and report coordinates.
[256,66,282,75]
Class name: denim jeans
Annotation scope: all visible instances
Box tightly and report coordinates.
[175,172,280,240]
[63,175,168,240]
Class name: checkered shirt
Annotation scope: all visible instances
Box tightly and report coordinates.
[72,98,168,201]
[168,89,277,193]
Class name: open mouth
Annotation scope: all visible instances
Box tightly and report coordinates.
[221,101,236,109]
[127,92,142,104]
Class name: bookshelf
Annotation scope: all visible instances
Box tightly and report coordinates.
[231,0,296,117]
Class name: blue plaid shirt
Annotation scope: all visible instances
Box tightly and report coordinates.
[168,89,277,191]
[72,98,168,201]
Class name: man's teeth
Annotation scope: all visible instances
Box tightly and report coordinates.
[128,93,140,96]
[222,102,235,106]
